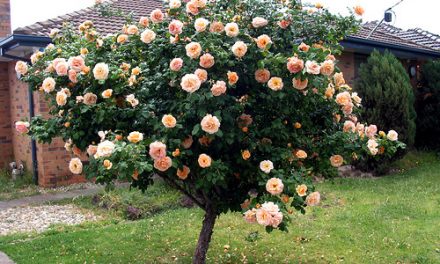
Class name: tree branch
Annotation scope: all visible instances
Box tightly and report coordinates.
[156,172,206,210]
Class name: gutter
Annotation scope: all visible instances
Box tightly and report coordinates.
[0,34,52,185]
[342,36,440,59]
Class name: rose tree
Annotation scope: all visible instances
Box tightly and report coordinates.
[15,0,404,263]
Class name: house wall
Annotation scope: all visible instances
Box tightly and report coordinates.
[337,52,355,86]
[0,0,12,168]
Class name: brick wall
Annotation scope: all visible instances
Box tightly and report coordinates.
[337,52,355,86]
[0,0,12,168]
[8,62,32,170]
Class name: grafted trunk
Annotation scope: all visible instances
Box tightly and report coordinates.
[193,206,217,264]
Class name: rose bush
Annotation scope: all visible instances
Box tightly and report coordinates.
[15,0,404,262]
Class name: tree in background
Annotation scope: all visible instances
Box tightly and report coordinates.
[415,60,440,150]
[13,0,404,263]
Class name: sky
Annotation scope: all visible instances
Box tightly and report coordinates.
[10,0,440,35]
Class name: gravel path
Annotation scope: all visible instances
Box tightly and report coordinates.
[0,205,98,236]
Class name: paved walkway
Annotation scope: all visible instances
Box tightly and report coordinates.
[0,187,102,211]
[0,251,15,264]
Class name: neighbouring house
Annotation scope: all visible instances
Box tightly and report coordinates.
[0,0,439,187]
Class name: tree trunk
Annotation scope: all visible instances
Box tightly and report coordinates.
[193,206,217,264]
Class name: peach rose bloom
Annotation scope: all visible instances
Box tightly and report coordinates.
[335,91,352,106]
[56,91,68,106]
[209,21,224,33]
[67,56,86,72]
[292,77,308,90]
[256,208,272,226]
[259,160,274,174]
[241,150,251,160]
[154,156,172,172]
[252,17,268,28]
[387,130,398,141]
[231,41,248,58]
[342,103,354,115]
[287,57,304,74]
[149,141,167,160]
[320,60,335,76]
[266,178,284,195]
[351,92,362,106]
[15,61,28,75]
[267,77,283,91]
[194,18,209,32]
[306,192,321,206]
[365,124,377,138]
[139,16,149,27]
[295,149,308,159]
[186,1,199,15]
[201,114,221,134]
[15,121,30,134]
[243,209,257,223]
[325,86,335,98]
[198,153,212,168]
[170,58,184,72]
[169,19,184,35]
[271,211,283,228]
[127,131,143,143]
[227,71,239,85]
[102,159,112,170]
[194,69,208,83]
[211,81,227,96]
[69,158,83,175]
[354,5,365,16]
[117,34,128,43]
[93,63,109,81]
[296,184,308,197]
[185,42,202,59]
[278,20,290,29]
[42,77,56,93]
[356,123,365,136]
[52,58,66,69]
[83,93,98,105]
[126,94,139,107]
[127,25,139,35]
[199,53,215,69]
[87,145,98,156]
[181,73,202,93]
[367,139,379,155]
[140,29,156,44]
[298,42,310,52]
[150,9,164,23]
[225,22,239,37]
[256,34,272,50]
[162,114,177,128]
[177,165,190,180]
[343,120,356,133]
[193,0,207,8]
[169,0,181,9]
[55,60,69,76]
[330,155,344,167]
[68,69,78,83]
[305,60,320,75]
[101,89,113,99]
[182,135,193,149]
[255,69,271,83]
[333,72,345,86]
[326,54,336,61]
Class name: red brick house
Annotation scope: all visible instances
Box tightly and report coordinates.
[0,0,439,187]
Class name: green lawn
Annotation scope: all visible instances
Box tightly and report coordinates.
[1,153,439,263]
[0,170,39,201]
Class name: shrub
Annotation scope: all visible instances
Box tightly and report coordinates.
[14,0,404,262]
[415,60,440,150]
[354,50,414,174]
[356,50,416,147]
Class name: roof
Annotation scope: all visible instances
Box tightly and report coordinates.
[14,0,162,37]
[12,0,440,56]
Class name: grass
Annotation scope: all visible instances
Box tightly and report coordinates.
[0,170,38,201]
[0,152,439,263]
